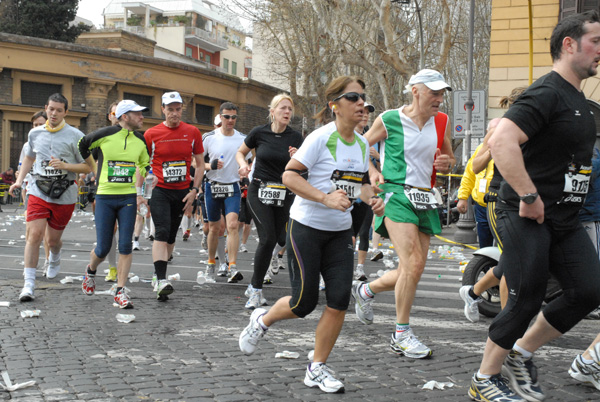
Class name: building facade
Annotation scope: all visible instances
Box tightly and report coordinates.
[0,32,282,172]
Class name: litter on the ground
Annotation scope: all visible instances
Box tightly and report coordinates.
[116,314,135,323]
[275,351,299,359]
[0,371,36,392]
[20,310,41,318]
[422,380,454,390]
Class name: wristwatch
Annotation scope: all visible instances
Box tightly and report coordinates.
[519,192,538,204]
[191,186,200,193]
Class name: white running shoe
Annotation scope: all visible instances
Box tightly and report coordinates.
[319,276,326,291]
[269,256,279,275]
[19,283,35,302]
[151,273,158,291]
[132,240,140,251]
[245,285,267,309]
[389,329,432,359]
[239,244,248,253]
[304,363,345,393]
[263,272,273,284]
[569,351,600,390]
[354,264,367,281]
[156,279,174,301]
[239,308,268,355]
[351,281,374,325]
[46,255,61,279]
[217,263,228,277]
[205,263,216,282]
[459,285,482,323]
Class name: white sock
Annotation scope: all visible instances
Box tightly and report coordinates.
[49,250,61,264]
[181,216,190,231]
[217,236,227,262]
[310,362,324,371]
[512,343,533,358]
[257,316,269,331]
[24,267,36,282]
[476,370,491,380]
[581,355,594,364]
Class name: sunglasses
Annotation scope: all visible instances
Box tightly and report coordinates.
[332,92,366,103]
[221,114,238,120]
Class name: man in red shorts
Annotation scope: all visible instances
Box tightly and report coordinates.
[9,93,91,301]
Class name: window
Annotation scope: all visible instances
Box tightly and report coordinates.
[123,92,153,116]
[232,61,237,76]
[21,81,62,106]
[560,0,600,20]
[223,58,229,72]
[10,121,31,169]
[185,47,193,57]
[195,104,214,125]
[206,54,211,64]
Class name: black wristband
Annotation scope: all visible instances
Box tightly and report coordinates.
[191,187,199,193]
[210,159,219,170]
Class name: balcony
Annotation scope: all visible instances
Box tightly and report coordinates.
[185,27,228,52]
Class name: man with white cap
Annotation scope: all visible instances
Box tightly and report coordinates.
[79,100,150,308]
[141,91,205,301]
[9,93,91,302]
[352,69,455,358]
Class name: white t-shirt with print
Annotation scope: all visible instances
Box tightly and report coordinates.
[290,121,369,231]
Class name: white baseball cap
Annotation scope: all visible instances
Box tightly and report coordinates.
[408,69,452,91]
[214,115,222,126]
[162,91,183,105]
[364,102,375,113]
[115,100,148,118]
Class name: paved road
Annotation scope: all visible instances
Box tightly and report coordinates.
[0,205,599,401]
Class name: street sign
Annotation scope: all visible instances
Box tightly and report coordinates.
[452,90,486,138]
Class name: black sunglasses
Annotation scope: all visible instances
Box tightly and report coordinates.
[221,114,238,120]
[332,92,366,103]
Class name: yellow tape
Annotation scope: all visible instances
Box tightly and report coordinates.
[433,235,478,250]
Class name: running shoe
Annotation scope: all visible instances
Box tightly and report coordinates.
[82,267,96,295]
[585,306,600,320]
[156,279,173,301]
[277,256,285,270]
[19,283,35,302]
[569,350,600,390]
[114,288,133,309]
[370,250,384,262]
[41,260,50,277]
[245,284,268,306]
[269,257,279,276]
[46,253,61,279]
[205,263,216,282]
[182,230,190,241]
[227,264,243,283]
[239,307,267,355]
[354,264,367,281]
[389,330,432,359]
[105,266,117,282]
[263,272,273,284]
[502,349,545,401]
[351,281,374,325]
[151,273,158,290]
[132,240,140,251]
[459,285,482,323]
[304,363,345,393]
[245,287,261,310]
[468,373,525,401]
[201,235,208,250]
[217,263,228,277]
[239,243,248,253]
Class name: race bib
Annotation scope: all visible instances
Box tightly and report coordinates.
[558,162,591,206]
[162,160,187,183]
[40,160,66,178]
[404,186,440,210]
[330,170,365,201]
[107,160,135,183]
[258,182,286,207]
[210,182,234,199]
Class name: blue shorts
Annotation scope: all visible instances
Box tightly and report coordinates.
[94,194,137,256]
[204,181,241,222]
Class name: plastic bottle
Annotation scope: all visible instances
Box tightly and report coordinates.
[144,169,154,199]
[138,203,148,217]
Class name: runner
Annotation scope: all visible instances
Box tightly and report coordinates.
[236,94,303,309]
[79,99,150,308]
[142,91,204,301]
[239,76,384,393]
[468,11,600,401]
[202,102,247,283]
[9,93,91,301]
[352,69,455,358]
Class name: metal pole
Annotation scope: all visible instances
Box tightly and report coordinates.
[415,0,424,70]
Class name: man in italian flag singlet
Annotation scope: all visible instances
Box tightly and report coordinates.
[351,69,456,359]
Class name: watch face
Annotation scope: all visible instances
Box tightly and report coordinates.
[522,195,536,204]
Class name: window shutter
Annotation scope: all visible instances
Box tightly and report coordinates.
[560,0,579,20]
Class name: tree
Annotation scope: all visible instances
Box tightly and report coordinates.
[0,0,91,43]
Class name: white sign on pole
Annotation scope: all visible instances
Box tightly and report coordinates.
[452,90,486,138]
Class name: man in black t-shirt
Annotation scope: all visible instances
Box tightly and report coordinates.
[468,11,600,402]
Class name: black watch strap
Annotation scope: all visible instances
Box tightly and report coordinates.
[519,192,538,204]
[191,186,199,193]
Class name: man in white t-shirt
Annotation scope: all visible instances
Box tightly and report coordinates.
[202,102,248,282]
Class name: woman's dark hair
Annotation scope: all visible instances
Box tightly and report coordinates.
[31,110,47,123]
[313,76,365,125]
